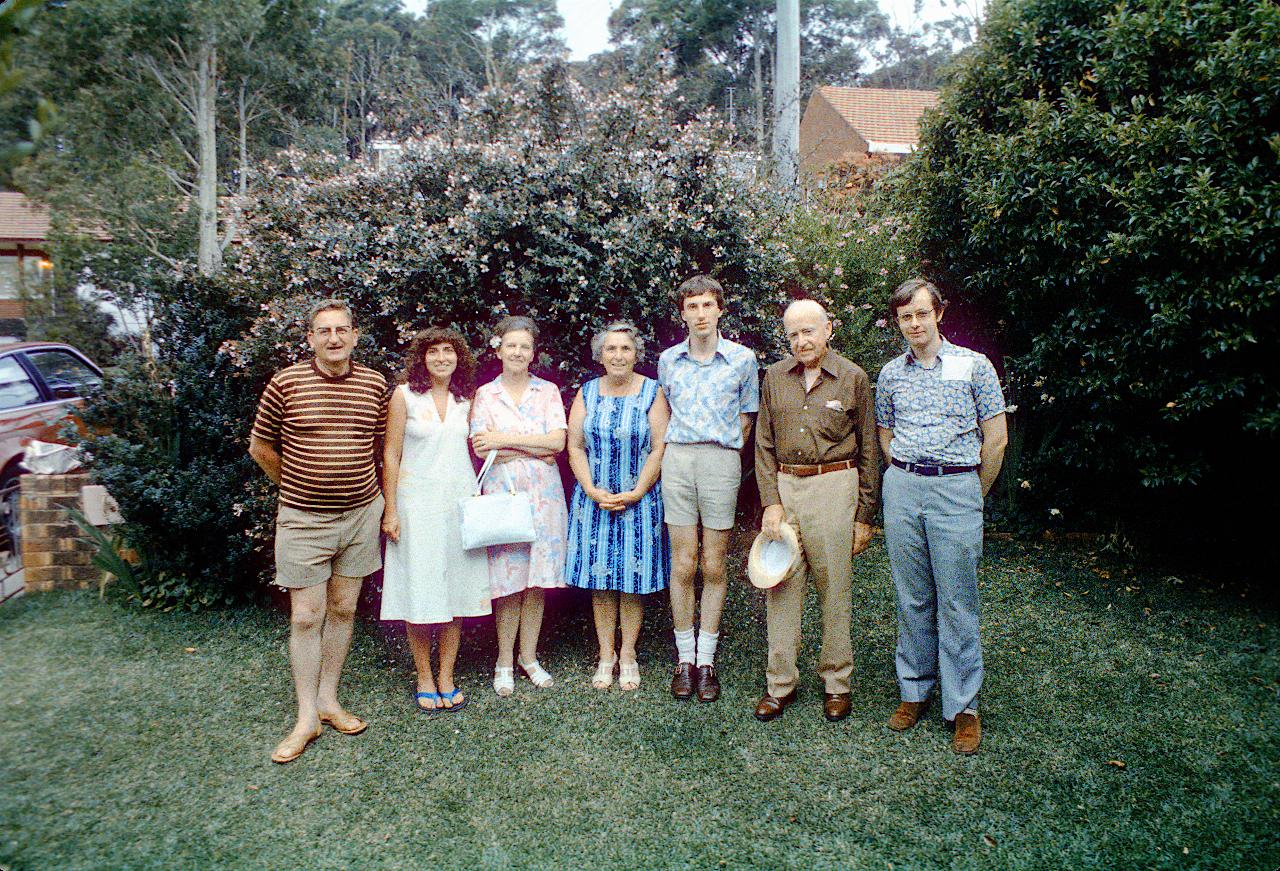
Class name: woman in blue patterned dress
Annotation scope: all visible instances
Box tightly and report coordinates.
[565,322,671,691]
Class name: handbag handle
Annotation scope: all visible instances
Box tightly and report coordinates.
[475,449,498,495]
[475,449,519,496]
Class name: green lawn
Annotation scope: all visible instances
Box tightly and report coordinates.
[1,538,1276,870]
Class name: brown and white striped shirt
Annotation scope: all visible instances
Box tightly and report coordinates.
[251,360,389,512]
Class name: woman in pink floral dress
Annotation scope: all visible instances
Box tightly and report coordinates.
[470,316,569,696]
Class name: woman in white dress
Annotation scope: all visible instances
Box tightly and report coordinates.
[381,327,492,713]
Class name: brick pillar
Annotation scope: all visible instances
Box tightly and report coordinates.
[19,473,101,592]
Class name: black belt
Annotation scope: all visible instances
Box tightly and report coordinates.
[891,458,978,477]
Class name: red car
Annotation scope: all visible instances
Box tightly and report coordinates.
[0,341,104,553]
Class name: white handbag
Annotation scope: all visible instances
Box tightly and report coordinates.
[459,450,537,550]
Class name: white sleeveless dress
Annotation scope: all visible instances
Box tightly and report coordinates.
[380,385,492,623]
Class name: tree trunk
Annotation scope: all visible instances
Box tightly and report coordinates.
[753,17,765,155]
[195,35,221,276]
[237,82,249,197]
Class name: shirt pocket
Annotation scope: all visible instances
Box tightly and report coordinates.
[816,405,854,442]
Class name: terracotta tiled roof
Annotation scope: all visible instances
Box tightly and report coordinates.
[0,191,113,243]
[0,191,51,242]
[815,86,939,147]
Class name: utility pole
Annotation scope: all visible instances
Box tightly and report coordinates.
[773,0,800,187]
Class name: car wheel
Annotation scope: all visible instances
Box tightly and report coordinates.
[0,468,22,567]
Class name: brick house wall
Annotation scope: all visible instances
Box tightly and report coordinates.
[799,90,869,175]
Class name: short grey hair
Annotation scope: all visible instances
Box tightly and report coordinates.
[591,321,645,363]
[494,315,539,345]
[308,298,354,329]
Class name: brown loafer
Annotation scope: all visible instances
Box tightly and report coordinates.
[318,710,368,736]
[754,690,797,722]
[695,665,720,702]
[270,728,322,764]
[887,699,930,732]
[823,692,852,722]
[953,711,981,754]
[670,662,696,700]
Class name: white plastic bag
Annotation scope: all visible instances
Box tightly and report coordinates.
[20,440,82,474]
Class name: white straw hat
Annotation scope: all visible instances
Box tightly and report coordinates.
[746,521,804,589]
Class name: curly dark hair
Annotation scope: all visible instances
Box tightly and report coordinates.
[402,327,476,398]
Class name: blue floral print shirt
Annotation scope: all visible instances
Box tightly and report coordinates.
[875,338,1006,466]
[658,335,760,450]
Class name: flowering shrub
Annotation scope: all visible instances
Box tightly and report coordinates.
[85,64,828,605]
[776,177,919,380]
[224,65,794,388]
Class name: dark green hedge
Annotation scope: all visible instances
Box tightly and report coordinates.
[897,0,1279,550]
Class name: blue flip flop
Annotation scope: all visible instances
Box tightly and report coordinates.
[414,690,442,714]
[437,687,468,713]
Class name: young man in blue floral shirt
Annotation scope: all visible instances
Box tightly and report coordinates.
[875,278,1008,754]
[657,275,759,703]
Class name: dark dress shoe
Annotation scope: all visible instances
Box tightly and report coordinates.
[670,662,696,700]
[695,665,720,702]
[823,692,852,722]
[753,690,797,722]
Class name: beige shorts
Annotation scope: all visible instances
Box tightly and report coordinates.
[661,443,742,531]
[274,494,384,589]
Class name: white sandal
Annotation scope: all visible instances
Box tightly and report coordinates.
[591,659,617,690]
[519,659,555,689]
[619,661,641,691]
[493,666,515,697]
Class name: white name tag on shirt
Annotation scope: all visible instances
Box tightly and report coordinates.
[939,355,974,381]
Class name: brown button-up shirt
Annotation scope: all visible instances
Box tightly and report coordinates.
[755,350,880,525]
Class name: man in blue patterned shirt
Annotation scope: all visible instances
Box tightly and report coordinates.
[657,275,760,703]
[875,278,1008,754]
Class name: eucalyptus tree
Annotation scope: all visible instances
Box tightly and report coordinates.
[606,0,887,151]
[21,0,327,277]
[413,0,565,117]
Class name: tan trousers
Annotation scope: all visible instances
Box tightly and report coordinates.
[766,468,858,697]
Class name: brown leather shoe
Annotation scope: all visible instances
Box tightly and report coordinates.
[887,699,930,732]
[670,662,696,700]
[695,665,720,702]
[823,692,852,722]
[754,690,797,722]
[953,711,981,754]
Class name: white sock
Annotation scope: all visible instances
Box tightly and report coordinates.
[674,628,696,664]
[696,630,719,667]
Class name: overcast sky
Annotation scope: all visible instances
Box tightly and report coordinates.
[399,0,986,62]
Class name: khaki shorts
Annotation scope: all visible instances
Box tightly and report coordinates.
[274,494,384,589]
[661,443,742,531]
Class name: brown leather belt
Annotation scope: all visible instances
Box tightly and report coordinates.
[778,459,857,477]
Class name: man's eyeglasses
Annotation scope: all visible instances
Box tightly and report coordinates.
[312,326,353,339]
[897,309,937,325]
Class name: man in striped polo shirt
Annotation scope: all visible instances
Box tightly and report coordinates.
[249,299,389,764]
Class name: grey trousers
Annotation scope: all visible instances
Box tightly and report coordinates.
[883,464,984,720]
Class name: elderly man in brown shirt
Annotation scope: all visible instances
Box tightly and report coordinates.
[753,299,880,722]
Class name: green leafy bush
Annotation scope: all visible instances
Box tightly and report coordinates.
[78,276,269,609]
[897,0,1280,549]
